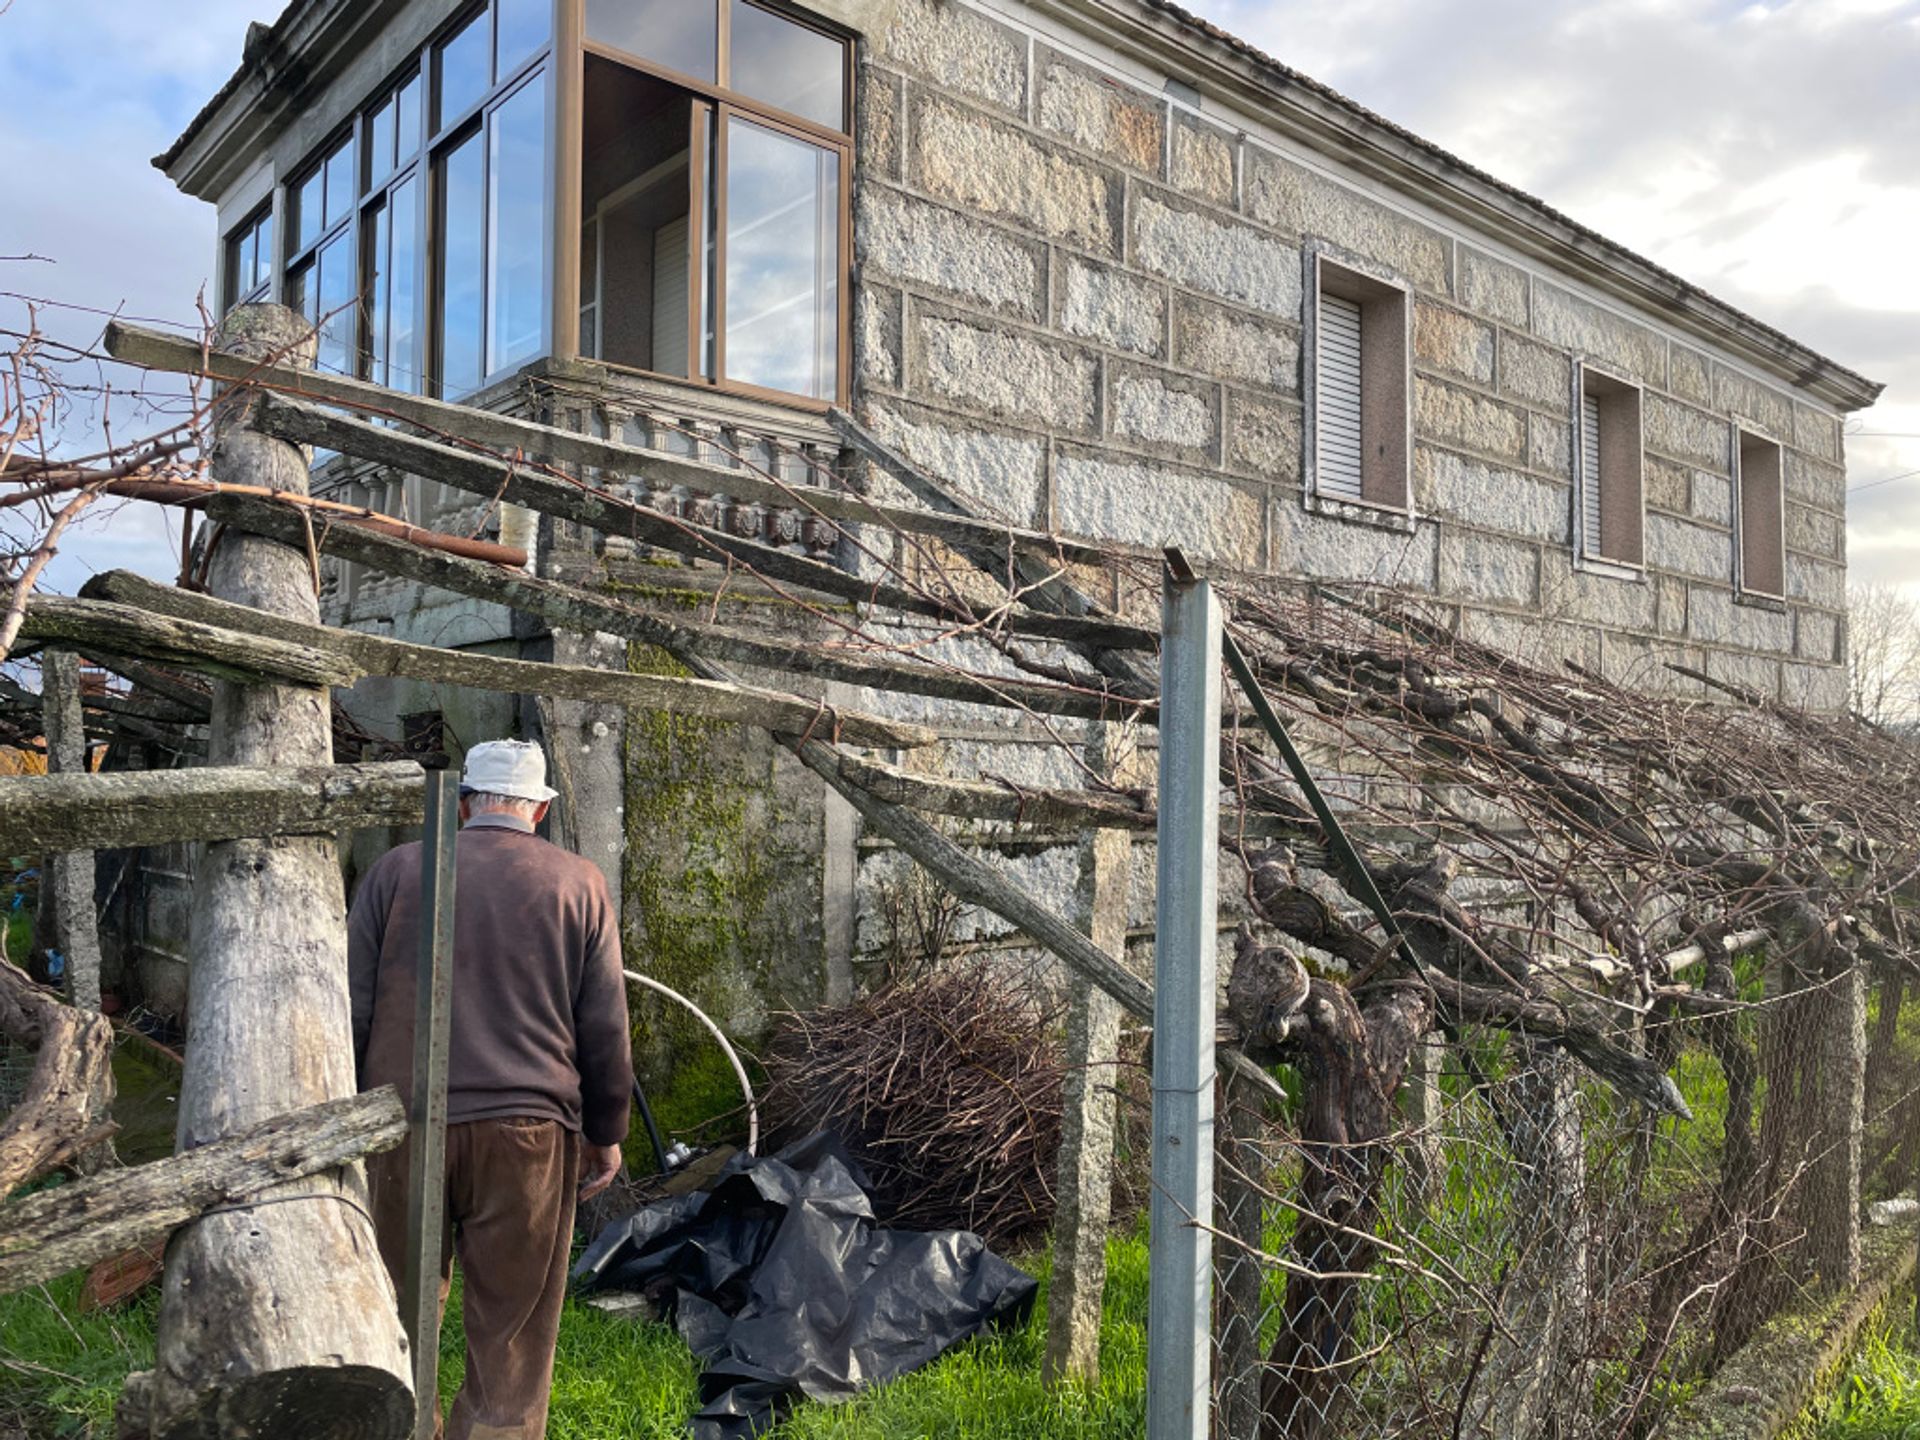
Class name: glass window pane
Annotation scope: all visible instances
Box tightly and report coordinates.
[397,74,424,160]
[315,231,356,377]
[724,118,838,401]
[488,70,550,374]
[368,97,397,189]
[323,139,355,226]
[366,200,389,384]
[585,0,715,82]
[388,175,421,393]
[496,0,550,78]
[437,10,490,131]
[294,168,324,252]
[288,259,313,320]
[253,212,274,293]
[729,1,845,131]
[439,128,485,396]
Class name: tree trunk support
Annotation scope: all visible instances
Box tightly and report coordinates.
[41,650,104,1019]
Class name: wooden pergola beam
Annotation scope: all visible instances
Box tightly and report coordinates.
[20,597,361,689]
[202,490,1150,726]
[0,762,427,852]
[87,571,941,752]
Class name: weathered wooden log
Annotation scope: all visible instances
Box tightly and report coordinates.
[0,961,116,1201]
[142,306,413,1440]
[252,397,1158,655]
[0,1089,408,1296]
[205,489,1147,726]
[84,572,941,752]
[20,597,361,689]
[1,762,427,852]
[104,320,1141,569]
[39,651,106,1020]
[73,652,213,717]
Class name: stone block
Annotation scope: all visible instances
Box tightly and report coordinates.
[1461,608,1596,671]
[1704,647,1781,700]
[1782,660,1848,714]
[1645,513,1733,582]
[1786,502,1844,560]
[885,0,1029,115]
[1416,377,1527,461]
[1035,49,1165,174]
[858,284,903,388]
[1539,549,1658,629]
[1691,470,1732,526]
[1458,246,1529,326]
[1528,414,1572,477]
[1645,393,1731,472]
[1712,363,1794,440]
[1171,295,1299,392]
[1796,608,1841,663]
[857,186,1045,319]
[1656,574,1688,635]
[1108,363,1220,459]
[1439,530,1539,607]
[1225,391,1302,483]
[1056,448,1264,567]
[1785,451,1846,513]
[1416,449,1570,544]
[912,310,1099,432]
[1531,282,1667,388]
[1131,189,1301,318]
[858,64,903,180]
[914,95,1122,256]
[1687,585,1792,652]
[1414,302,1495,385]
[1273,503,1439,588]
[1244,149,1451,293]
[1794,401,1842,462]
[866,399,1049,527]
[1498,332,1572,413]
[1058,254,1166,357]
[1170,112,1237,207]
[1788,554,1845,609]
[1670,345,1712,406]
[1645,456,1690,514]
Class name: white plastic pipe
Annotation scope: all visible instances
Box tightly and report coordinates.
[622,968,759,1157]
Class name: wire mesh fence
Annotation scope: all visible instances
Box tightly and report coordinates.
[1204,956,1914,1440]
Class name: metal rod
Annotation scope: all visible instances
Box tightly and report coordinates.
[1147,562,1221,1440]
[402,768,458,1439]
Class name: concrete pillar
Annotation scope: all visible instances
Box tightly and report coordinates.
[1044,721,1133,1387]
[41,649,103,1015]
[1807,946,1866,1291]
[1212,1073,1267,1440]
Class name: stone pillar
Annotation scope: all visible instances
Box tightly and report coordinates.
[40,649,103,1015]
[1212,1073,1267,1440]
[1043,723,1133,1387]
[1807,943,1866,1291]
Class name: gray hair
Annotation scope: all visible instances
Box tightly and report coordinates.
[462,790,543,820]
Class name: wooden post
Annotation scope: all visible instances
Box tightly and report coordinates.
[131,306,413,1440]
[40,649,104,1015]
[1044,722,1133,1387]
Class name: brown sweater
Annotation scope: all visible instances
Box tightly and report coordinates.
[348,817,633,1146]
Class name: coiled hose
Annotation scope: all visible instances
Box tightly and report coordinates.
[622,968,760,1160]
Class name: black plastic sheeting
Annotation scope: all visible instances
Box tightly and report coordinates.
[572,1133,1039,1438]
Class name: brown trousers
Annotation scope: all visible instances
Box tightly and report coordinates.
[369,1117,582,1440]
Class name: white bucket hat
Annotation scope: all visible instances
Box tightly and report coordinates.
[460,739,559,804]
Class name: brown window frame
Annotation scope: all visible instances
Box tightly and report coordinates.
[570,0,855,412]
[1735,425,1787,602]
[1307,250,1412,516]
[1574,361,1646,572]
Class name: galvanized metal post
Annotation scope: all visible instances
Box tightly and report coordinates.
[403,768,458,1439]
[1148,564,1222,1440]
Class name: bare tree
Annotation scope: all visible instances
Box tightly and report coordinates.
[1848,582,1920,726]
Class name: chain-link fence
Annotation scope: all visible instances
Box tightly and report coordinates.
[1204,950,1911,1440]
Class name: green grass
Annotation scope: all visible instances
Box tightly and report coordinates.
[0,1228,1149,1439]
[1820,1310,1920,1439]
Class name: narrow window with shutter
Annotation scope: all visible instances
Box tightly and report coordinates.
[1318,294,1365,502]
[1737,429,1785,598]
[1576,366,1646,569]
[1313,257,1410,511]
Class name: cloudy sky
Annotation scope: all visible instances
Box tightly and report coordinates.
[2,0,1915,596]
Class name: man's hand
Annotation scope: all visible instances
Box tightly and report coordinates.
[580,1143,623,1202]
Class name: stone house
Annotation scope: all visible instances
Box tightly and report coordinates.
[153,0,1882,1096]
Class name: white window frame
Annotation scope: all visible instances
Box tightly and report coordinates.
[1733,419,1788,603]
[1303,244,1414,524]
[1572,358,1646,580]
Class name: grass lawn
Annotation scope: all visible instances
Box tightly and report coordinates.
[1819,1305,1920,1440]
[1,1226,1148,1439]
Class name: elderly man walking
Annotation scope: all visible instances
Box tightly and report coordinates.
[350,739,632,1440]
